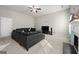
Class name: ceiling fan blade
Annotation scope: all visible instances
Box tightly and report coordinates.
[34,10,37,13]
[37,8,41,10]
[30,10,33,12]
[28,7,32,9]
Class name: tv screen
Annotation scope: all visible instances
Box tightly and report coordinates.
[41,26,49,31]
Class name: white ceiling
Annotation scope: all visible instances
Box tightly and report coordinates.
[0,5,69,17]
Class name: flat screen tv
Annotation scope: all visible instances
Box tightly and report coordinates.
[41,26,49,32]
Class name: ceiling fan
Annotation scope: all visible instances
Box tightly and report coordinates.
[28,5,41,13]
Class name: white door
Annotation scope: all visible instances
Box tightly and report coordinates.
[1,17,12,37]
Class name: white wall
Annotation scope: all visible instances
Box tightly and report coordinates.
[35,10,69,42]
[0,7,35,29]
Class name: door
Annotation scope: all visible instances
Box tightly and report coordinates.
[1,17,12,37]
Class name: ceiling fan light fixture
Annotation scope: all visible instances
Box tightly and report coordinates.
[28,5,41,13]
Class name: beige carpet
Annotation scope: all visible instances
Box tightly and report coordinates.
[0,35,69,54]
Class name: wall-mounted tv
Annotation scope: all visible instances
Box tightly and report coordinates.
[41,26,49,31]
[41,26,49,34]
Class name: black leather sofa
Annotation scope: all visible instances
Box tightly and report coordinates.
[11,28,45,51]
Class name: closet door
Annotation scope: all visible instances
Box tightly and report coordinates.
[1,17,12,37]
